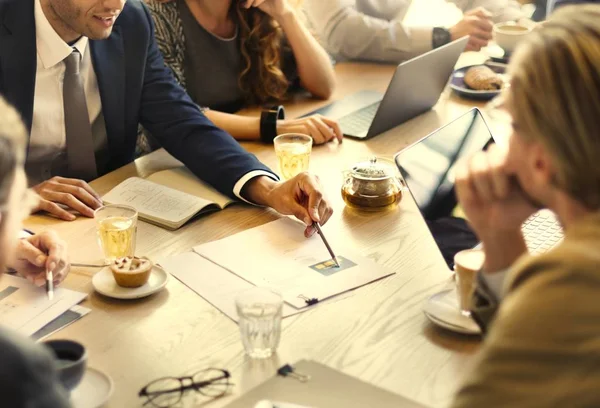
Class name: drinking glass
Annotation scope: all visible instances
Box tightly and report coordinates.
[274,134,312,180]
[454,249,485,317]
[95,204,138,262]
[235,287,283,359]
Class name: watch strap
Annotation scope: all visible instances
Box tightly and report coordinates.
[260,105,285,144]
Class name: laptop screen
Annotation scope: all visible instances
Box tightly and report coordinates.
[394,108,494,267]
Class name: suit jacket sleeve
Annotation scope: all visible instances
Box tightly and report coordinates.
[136,4,275,199]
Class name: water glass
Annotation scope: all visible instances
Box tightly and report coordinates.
[235,287,283,359]
[273,133,312,180]
[95,204,138,262]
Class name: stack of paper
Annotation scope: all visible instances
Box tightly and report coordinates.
[161,218,395,321]
[0,274,87,336]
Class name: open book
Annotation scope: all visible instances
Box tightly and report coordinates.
[102,167,235,230]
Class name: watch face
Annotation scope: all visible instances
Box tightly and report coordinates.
[433,27,451,48]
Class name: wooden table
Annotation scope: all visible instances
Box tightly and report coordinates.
[25,53,505,408]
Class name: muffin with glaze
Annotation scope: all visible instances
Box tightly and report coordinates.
[110,256,152,288]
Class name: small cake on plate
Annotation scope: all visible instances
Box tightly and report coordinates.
[110,256,152,288]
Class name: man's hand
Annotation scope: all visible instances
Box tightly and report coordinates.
[9,231,70,287]
[243,173,334,237]
[455,145,538,272]
[450,7,494,52]
[32,177,103,220]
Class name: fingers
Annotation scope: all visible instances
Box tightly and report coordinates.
[471,19,493,35]
[320,117,344,143]
[466,7,492,19]
[466,36,489,51]
[51,182,102,211]
[36,198,77,221]
[306,121,327,145]
[16,239,47,268]
[39,190,95,218]
[53,177,102,202]
[312,117,336,144]
[40,231,69,285]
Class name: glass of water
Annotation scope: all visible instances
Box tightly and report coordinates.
[235,287,283,359]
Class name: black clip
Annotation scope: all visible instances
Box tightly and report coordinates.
[298,294,319,306]
[277,364,311,382]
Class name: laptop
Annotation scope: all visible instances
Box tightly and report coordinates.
[394,108,563,268]
[305,37,469,139]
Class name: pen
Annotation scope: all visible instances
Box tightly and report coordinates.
[46,268,54,301]
[313,222,340,268]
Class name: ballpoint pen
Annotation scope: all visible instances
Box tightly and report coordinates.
[46,268,54,301]
[313,222,340,268]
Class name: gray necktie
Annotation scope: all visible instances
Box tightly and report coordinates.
[63,49,97,181]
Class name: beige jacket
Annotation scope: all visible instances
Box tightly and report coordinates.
[452,212,600,407]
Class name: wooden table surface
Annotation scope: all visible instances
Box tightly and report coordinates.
[24,52,507,408]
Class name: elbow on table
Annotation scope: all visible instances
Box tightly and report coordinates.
[310,76,336,100]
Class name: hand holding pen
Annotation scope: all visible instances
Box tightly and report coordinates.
[8,231,70,294]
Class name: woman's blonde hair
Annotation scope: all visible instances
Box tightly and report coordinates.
[235,1,302,105]
[0,96,26,207]
[509,4,600,209]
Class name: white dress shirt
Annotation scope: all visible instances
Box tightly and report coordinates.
[29,0,104,185]
[303,0,526,63]
[29,0,274,201]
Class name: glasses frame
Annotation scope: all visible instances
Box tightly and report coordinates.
[138,368,232,408]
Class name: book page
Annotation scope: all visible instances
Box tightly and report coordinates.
[103,177,211,225]
[193,218,395,309]
[147,167,233,209]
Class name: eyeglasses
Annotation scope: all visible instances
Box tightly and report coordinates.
[139,368,232,408]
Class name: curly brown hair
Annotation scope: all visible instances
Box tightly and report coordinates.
[233,4,290,105]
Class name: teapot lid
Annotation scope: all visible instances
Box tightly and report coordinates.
[350,157,395,181]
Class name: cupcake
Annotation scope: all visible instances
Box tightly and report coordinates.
[110,256,152,288]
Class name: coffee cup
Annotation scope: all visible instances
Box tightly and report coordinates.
[43,339,87,391]
[494,22,532,54]
[454,249,485,316]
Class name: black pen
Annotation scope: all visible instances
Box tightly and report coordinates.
[46,268,54,301]
[313,223,340,267]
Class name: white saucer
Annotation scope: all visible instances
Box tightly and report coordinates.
[92,265,169,300]
[423,288,481,335]
[71,367,113,408]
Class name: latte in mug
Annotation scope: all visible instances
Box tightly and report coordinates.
[454,249,485,316]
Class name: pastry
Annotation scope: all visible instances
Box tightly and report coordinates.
[110,256,152,288]
[464,66,504,91]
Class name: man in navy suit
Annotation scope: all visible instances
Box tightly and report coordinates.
[0,0,332,235]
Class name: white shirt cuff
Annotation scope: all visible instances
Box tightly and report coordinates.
[480,268,509,301]
[408,26,434,56]
[233,170,279,205]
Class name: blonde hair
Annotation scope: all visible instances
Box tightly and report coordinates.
[508,4,600,209]
[0,96,26,206]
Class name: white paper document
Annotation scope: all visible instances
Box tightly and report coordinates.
[193,218,395,309]
[159,252,304,322]
[0,275,87,336]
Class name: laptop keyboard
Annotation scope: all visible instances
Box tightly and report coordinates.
[338,102,380,136]
[522,210,564,254]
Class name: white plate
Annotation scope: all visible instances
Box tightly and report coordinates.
[71,367,113,408]
[423,288,481,335]
[92,265,169,300]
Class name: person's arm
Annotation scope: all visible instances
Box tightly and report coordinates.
[303,0,432,63]
[451,0,526,22]
[137,4,277,198]
[452,254,599,407]
[272,7,335,99]
[204,110,342,144]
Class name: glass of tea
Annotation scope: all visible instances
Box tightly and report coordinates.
[94,204,138,262]
[273,133,312,180]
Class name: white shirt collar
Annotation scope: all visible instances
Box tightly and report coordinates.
[34,0,89,69]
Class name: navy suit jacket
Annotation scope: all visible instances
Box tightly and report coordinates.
[0,0,273,198]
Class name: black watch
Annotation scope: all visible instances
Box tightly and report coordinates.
[432,27,452,49]
[260,105,285,143]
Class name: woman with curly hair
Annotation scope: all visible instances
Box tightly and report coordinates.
[144,0,341,147]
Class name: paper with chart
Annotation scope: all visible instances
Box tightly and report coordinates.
[193,218,395,309]
[159,252,309,322]
[0,275,87,336]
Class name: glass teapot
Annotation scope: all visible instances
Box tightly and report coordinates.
[341,157,403,211]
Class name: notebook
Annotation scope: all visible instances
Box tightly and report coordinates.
[102,167,235,230]
[223,360,427,408]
